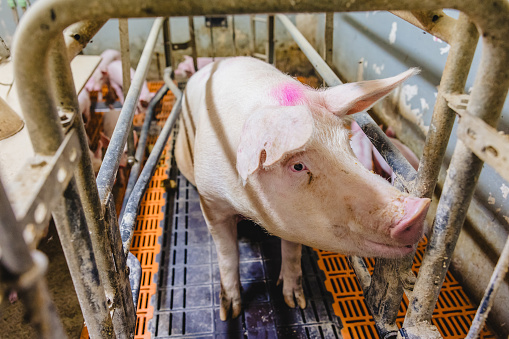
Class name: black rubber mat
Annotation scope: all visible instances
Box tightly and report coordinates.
[151,172,343,338]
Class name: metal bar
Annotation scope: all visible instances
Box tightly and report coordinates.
[405,20,509,333]
[276,14,342,86]
[96,17,164,205]
[50,32,122,331]
[324,12,334,67]
[64,20,107,60]
[105,195,137,336]
[250,14,256,56]
[119,18,136,166]
[466,234,509,339]
[232,15,237,56]
[47,34,116,339]
[189,16,198,72]
[456,110,509,183]
[390,10,456,43]
[120,84,169,220]
[127,252,143,312]
[253,52,268,61]
[413,13,478,199]
[121,68,182,256]
[162,18,172,68]
[0,178,66,339]
[267,15,275,64]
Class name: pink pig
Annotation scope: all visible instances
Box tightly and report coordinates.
[174,55,226,78]
[174,57,430,320]
[85,49,121,92]
[105,60,154,113]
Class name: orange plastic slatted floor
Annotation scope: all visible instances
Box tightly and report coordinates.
[314,237,496,338]
[131,81,174,339]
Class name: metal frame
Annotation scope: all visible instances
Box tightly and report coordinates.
[1,0,508,338]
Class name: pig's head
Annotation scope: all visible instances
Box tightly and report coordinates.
[236,68,430,258]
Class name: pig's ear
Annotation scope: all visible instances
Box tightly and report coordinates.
[237,105,313,184]
[321,68,419,116]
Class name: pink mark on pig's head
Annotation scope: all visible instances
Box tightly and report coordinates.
[272,83,306,106]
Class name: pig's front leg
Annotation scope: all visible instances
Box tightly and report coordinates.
[278,239,306,309]
[201,201,242,320]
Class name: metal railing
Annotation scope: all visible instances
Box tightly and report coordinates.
[0,0,508,338]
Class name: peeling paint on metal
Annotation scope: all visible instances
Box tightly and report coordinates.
[500,184,509,199]
[440,44,451,55]
[396,84,429,134]
[372,63,384,75]
[389,22,397,45]
[420,97,429,112]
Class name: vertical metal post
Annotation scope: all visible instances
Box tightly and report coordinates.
[44,34,116,339]
[119,18,136,166]
[324,12,333,67]
[0,179,67,339]
[250,14,256,56]
[162,18,172,68]
[267,15,275,64]
[466,235,509,339]
[232,15,237,56]
[413,14,479,199]
[50,35,130,339]
[189,16,198,72]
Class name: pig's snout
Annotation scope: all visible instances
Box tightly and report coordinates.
[390,197,430,245]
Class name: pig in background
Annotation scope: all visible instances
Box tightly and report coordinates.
[174,55,226,80]
[85,49,154,114]
[174,57,430,320]
[79,49,150,176]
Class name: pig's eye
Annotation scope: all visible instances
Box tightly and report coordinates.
[291,163,307,172]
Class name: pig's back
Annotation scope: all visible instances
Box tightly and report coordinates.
[184,57,301,211]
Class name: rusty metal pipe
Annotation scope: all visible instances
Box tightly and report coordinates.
[414,13,478,199]
[47,34,116,339]
[64,20,107,60]
[404,24,509,333]
[96,17,164,205]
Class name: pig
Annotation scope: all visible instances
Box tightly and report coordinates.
[85,49,121,92]
[174,55,226,78]
[106,59,153,113]
[174,57,430,321]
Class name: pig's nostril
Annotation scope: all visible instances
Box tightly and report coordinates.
[390,197,430,244]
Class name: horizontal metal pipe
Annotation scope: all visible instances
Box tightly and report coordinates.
[97,17,164,204]
[120,70,182,256]
[120,84,170,220]
[389,10,456,43]
[64,20,107,60]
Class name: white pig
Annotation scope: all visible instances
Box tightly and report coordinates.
[85,49,121,92]
[174,57,430,321]
[106,59,153,113]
